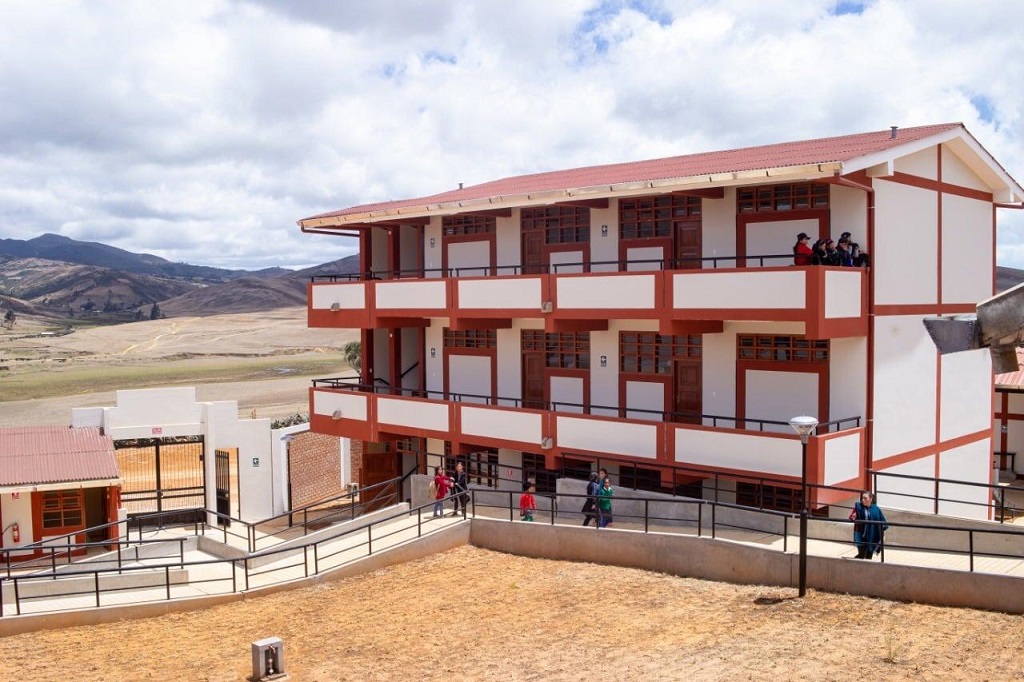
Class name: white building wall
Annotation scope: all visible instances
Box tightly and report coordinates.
[872,315,937,460]
[701,189,735,264]
[373,328,391,386]
[745,370,818,433]
[496,326,522,404]
[589,204,618,272]
[938,439,992,520]
[447,240,490,275]
[370,228,388,273]
[940,349,993,441]
[829,336,867,424]
[874,180,938,305]
[551,376,585,413]
[894,146,938,179]
[0,494,34,548]
[829,184,869,250]
[496,212,519,271]
[702,328,734,421]
[424,321,445,395]
[550,249,585,273]
[424,217,442,276]
[401,327,421,391]
[941,193,993,305]
[400,224,419,272]
[876,456,936,513]
[625,380,664,420]
[448,355,492,403]
[941,144,990,191]
[91,387,203,438]
[745,218,818,268]
[204,401,274,520]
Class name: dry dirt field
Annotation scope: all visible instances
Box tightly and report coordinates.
[0,308,356,426]
[3,545,1023,681]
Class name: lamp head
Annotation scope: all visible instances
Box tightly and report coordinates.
[788,415,819,443]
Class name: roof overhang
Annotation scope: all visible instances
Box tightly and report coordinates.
[298,161,845,231]
[0,478,121,495]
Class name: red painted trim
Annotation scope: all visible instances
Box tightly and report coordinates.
[872,428,990,470]
[885,171,994,203]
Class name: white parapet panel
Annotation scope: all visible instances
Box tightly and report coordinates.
[460,406,543,445]
[310,282,366,310]
[823,431,861,486]
[457,277,542,310]
[313,390,368,421]
[377,396,449,431]
[557,416,658,459]
[938,438,992,520]
[675,427,799,477]
[557,274,656,310]
[824,270,862,319]
[375,280,447,310]
[673,271,805,310]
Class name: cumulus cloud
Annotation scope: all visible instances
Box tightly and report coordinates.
[0,0,1022,270]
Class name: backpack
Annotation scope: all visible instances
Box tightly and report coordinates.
[428,479,437,498]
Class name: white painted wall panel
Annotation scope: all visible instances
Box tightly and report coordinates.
[674,271,805,309]
[496,327,521,406]
[458,277,541,310]
[938,439,991,520]
[941,145,990,191]
[400,225,419,271]
[448,354,492,404]
[625,246,664,271]
[558,274,656,309]
[424,217,442,276]
[745,370,818,433]
[447,240,490,275]
[824,270,862,319]
[746,218,818,268]
[590,327,619,416]
[106,388,203,430]
[875,456,935,513]
[894,147,938,179]
[702,327,734,420]
[558,416,658,458]
[589,205,618,271]
[550,250,584,273]
[829,185,869,252]
[311,283,365,310]
[941,193,992,305]
[940,348,992,440]
[461,406,543,446]
[496,213,519,270]
[376,280,446,310]
[701,190,735,265]
[872,315,937,459]
[551,376,584,413]
[0,495,33,547]
[823,432,861,485]
[873,181,937,305]
[676,429,799,476]
[373,328,390,386]
[424,321,445,395]
[626,380,664,420]
[829,337,867,425]
[313,391,368,421]
[378,397,449,431]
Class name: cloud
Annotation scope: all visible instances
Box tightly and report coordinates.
[0,0,1022,270]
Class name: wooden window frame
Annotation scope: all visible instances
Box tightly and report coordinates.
[620,332,702,375]
[522,331,591,370]
[522,452,556,494]
[737,182,829,214]
[619,195,701,240]
[39,489,84,532]
[443,329,497,350]
[521,206,591,245]
[736,335,829,363]
[442,215,496,236]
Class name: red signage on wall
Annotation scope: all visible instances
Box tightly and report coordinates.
[152,427,163,435]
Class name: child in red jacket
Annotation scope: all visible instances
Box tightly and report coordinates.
[519,482,536,522]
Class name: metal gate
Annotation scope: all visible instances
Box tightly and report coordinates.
[115,436,206,523]
[215,449,231,526]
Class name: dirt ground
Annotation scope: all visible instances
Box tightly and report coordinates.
[3,546,1022,681]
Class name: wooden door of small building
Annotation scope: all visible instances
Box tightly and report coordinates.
[673,359,702,424]
[360,447,401,512]
[215,449,231,526]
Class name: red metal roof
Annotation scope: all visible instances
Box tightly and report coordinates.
[0,426,119,487]
[302,123,963,223]
[995,348,1024,388]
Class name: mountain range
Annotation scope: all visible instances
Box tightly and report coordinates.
[1,233,1022,323]
[0,233,358,321]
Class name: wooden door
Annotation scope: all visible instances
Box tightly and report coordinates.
[522,352,546,409]
[522,229,544,274]
[360,450,401,512]
[675,218,702,269]
[673,359,702,424]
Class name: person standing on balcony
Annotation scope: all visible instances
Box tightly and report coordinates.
[451,461,469,517]
[432,467,452,518]
[793,232,813,266]
[519,481,537,522]
[849,491,888,559]
[581,472,600,526]
[597,477,614,528]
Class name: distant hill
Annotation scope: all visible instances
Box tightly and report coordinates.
[997,266,1024,293]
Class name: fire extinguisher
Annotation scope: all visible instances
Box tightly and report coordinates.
[11,522,19,543]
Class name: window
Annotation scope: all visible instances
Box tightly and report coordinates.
[41,490,84,530]
[522,331,590,369]
[619,195,701,239]
[737,335,829,363]
[737,182,829,213]
[620,332,701,374]
[521,206,590,244]
[736,482,802,513]
[522,453,556,494]
[443,329,497,349]
[442,215,496,236]
[463,449,499,488]
[618,465,667,494]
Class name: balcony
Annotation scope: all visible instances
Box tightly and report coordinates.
[309,380,865,498]
[308,256,867,338]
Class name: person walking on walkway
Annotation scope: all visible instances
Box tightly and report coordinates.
[451,461,469,516]
[597,476,614,528]
[849,491,888,558]
[519,481,537,522]
[581,472,600,526]
[432,466,452,518]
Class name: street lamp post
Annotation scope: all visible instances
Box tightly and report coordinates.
[789,415,819,598]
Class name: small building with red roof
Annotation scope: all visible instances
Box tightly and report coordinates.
[994,348,1024,476]
[0,426,122,558]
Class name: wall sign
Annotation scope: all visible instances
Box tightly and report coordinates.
[252,457,260,467]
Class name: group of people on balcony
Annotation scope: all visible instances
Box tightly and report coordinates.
[793,232,870,267]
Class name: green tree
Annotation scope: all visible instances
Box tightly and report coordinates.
[149,302,162,320]
[343,340,362,372]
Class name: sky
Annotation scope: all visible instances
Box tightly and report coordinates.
[1,0,1023,271]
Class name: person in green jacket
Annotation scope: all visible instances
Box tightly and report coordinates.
[597,476,613,528]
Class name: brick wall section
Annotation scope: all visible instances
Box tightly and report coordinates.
[350,439,364,486]
[288,432,345,508]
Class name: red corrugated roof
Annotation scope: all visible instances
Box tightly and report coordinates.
[302,123,963,223]
[0,426,119,487]
[995,348,1024,388]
